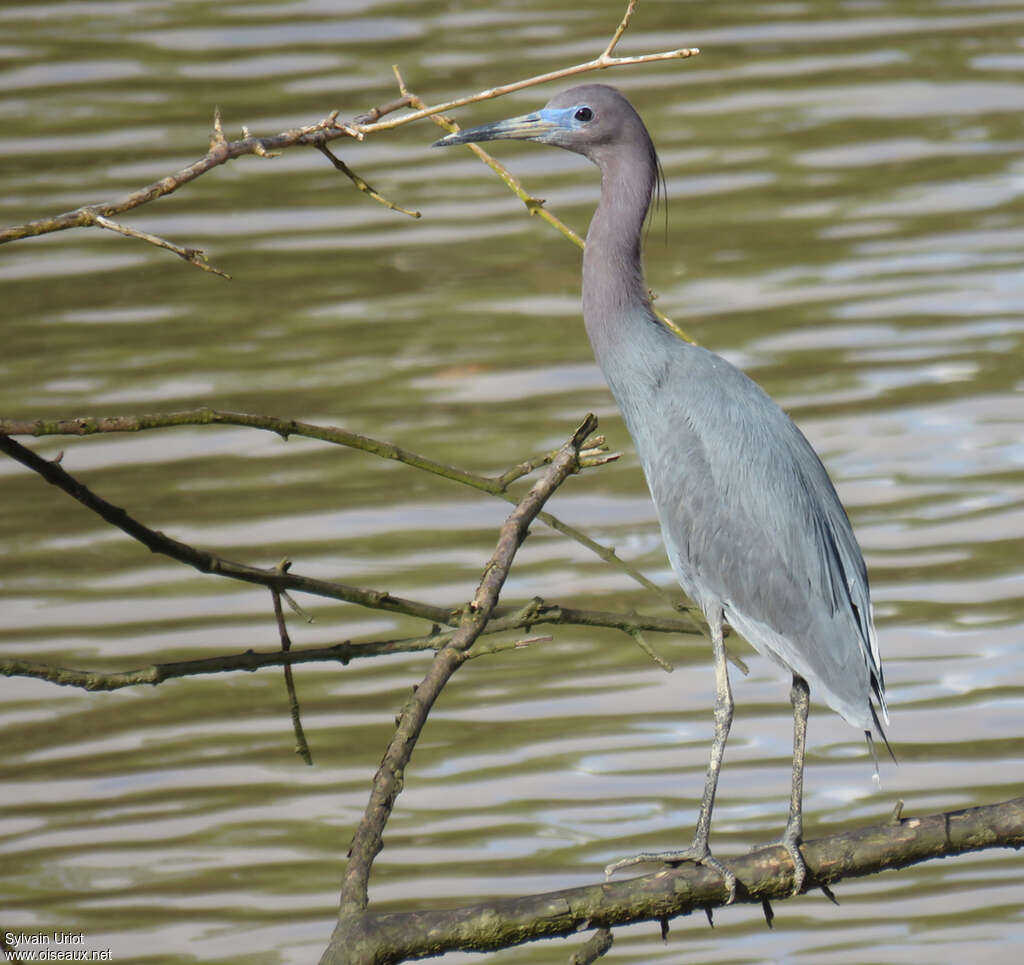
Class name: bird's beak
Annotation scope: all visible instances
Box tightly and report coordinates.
[432,110,560,148]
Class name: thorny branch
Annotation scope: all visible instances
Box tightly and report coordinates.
[320,795,1024,964]
[0,0,697,278]
[337,417,597,915]
[2,7,1018,965]
[271,571,313,765]
[0,601,696,693]
[0,408,699,620]
[0,420,707,693]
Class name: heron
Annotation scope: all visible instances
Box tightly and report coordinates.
[434,84,890,900]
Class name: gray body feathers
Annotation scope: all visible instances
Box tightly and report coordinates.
[601,321,886,731]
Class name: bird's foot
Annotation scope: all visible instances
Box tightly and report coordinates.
[604,844,737,904]
[777,820,806,897]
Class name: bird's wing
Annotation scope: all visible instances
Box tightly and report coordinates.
[629,346,884,726]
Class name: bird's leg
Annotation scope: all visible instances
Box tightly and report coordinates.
[604,618,737,903]
[780,673,809,896]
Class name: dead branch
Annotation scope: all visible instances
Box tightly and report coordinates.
[0,430,449,620]
[0,408,690,614]
[0,599,696,693]
[1,419,708,693]
[338,416,598,914]
[319,795,1024,964]
[315,142,420,218]
[569,928,613,965]
[0,1,697,274]
[271,569,312,765]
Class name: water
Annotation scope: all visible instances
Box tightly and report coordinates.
[2,1,1023,962]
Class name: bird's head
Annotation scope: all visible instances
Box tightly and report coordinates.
[433,84,652,168]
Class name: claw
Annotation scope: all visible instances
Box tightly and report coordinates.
[783,839,806,896]
[605,845,737,904]
[779,820,806,897]
[697,850,738,903]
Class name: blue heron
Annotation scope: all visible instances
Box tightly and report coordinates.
[434,84,890,900]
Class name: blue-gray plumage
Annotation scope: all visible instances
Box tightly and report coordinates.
[435,84,889,900]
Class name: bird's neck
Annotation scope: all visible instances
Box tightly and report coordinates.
[582,146,656,364]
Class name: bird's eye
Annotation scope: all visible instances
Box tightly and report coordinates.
[574,107,593,122]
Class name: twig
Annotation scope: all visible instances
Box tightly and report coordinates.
[395,66,585,249]
[602,0,638,59]
[94,215,231,277]
[569,927,613,965]
[464,632,551,659]
[0,107,343,249]
[406,7,697,344]
[0,1,698,270]
[337,417,598,915]
[315,143,420,218]
[272,565,312,765]
[360,38,699,136]
[353,95,415,125]
[0,409,688,612]
[0,603,697,692]
[627,627,673,672]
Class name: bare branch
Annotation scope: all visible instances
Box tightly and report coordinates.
[569,929,613,965]
[353,94,415,125]
[0,1,697,271]
[315,143,420,218]
[0,109,344,248]
[320,796,1024,964]
[94,214,231,277]
[602,0,638,59]
[627,627,674,672]
[0,409,692,615]
[271,567,312,765]
[362,45,700,136]
[338,417,598,914]
[0,600,700,693]
[1,419,706,697]
[0,430,452,623]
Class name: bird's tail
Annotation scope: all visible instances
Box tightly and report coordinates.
[865,702,897,786]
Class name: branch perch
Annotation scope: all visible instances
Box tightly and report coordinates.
[320,795,1024,964]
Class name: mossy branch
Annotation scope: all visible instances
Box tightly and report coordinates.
[320,795,1024,964]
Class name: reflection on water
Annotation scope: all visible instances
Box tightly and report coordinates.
[2,2,1023,963]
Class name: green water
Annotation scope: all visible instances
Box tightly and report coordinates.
[2,1,1023,962]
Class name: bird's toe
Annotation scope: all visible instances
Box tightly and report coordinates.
[778,824,807,897]
[606,844,737,903]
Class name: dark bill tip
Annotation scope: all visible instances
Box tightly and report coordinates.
[430,113,557,149]
[432,123,509,148]
[432,131,470,148]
